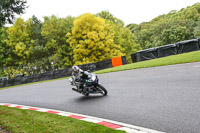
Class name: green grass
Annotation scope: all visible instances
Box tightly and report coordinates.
[0,106,125,133]
[95,50,200,74]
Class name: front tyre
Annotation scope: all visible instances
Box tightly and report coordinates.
[96,84,107,96]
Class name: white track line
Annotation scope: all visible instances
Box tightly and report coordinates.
[0,103,165,133]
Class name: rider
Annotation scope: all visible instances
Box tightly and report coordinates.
[71,66,91,91]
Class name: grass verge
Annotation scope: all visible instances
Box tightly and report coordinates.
[95,50,200,74]
[0,106,125,133]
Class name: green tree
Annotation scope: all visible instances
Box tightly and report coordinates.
[27,15,50,74]
[97,11,141,63]
[194,20,200,38]
[113,25,141,63]
[67,13,123,65]
[5,16,53,77]
[0,0,28,27]
[0,27,8,77]
[127,23,138,33]
[159,25,191,45]
[96,11,124,26]
[41,15,74,69]
[132,3,200,49]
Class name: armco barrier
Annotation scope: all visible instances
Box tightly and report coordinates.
[197,38,200,49]
[53,69,65,79]
[131,53,138,63]
[52,68,72,79]
[78,59,113,72]
[0,56,128,88]
[131,38,200,63]
[176,39,199,54]
[0,58,117,88]
[95,59,112,71]
[21,75,34,84]
[158,44,177,57]
[137,48,158,61]
[121,56,127,65]
[78,63,97,71]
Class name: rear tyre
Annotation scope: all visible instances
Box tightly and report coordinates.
[96,84,107,96]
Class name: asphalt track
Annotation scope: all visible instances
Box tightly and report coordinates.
[0,62,200,133]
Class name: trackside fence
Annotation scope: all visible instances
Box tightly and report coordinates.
[131,38,200,63]
[0,56,127,88]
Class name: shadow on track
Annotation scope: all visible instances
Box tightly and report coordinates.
[74,95,107,103]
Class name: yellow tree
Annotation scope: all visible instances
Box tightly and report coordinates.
[67,13,123,65]
[6,18,33,59]
[6,18,33,77]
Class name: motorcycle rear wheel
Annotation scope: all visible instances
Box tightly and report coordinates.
[96,84,107,96]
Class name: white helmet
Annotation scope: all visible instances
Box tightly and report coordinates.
[72,66,79,73]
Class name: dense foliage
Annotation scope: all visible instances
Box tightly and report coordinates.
[1,2,200,78]
[41,15,74,69]
[97,11,141,63]
[0,27,8,76]
[128,3,200,49]
[0,11,140,78]
[67,13,123,65]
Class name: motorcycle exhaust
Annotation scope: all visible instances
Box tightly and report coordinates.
[72,88,88,95]
[72,88,81,93]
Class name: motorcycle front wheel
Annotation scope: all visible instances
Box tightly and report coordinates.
[95,84,107,96]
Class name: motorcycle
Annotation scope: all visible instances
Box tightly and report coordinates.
[69,72,107,96]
